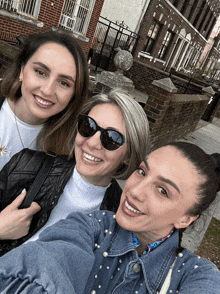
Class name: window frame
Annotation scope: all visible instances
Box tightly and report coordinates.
[59,0,96,36]
[142,20,161,54]
[157,30,174,60]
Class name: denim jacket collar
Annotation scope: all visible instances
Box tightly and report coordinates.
[108,224,179,293]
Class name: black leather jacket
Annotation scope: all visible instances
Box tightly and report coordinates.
[0,149,122,256]
[0,93,4,109]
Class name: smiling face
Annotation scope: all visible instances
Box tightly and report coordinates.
[15,42,76,125]
[116,145,202,245]
[75,103,128,187]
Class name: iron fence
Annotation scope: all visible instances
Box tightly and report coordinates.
[91,16,139,71]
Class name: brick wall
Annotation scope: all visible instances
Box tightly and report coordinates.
[125,60,204,95]
[144,78,210,150]
[0,0,65,43]
[0,0,105,56]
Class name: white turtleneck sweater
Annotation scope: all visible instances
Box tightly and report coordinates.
[26,167,109,242]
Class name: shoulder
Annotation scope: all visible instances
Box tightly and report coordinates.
[66,210,116,230]
[176,249,220,292]
[9,149,73,171]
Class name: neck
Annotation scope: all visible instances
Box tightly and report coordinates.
[8,98,45,125]
[80,173,112,187]
[135,228,174,250]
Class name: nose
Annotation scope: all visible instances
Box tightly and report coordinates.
[40,79,55,97]
[128,176,148,203]
[86,130,102,150]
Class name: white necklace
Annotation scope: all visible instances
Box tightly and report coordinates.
[14,105,38,149]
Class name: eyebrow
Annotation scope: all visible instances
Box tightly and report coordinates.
[33,62,75,82]
[158,176,180,193]
[143,158,180,193]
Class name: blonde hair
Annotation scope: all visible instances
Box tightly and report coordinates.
[69,88,150,180]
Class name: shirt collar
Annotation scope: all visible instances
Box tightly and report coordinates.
[132,229,174,257]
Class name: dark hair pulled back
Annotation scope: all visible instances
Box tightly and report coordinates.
[167,141,219,217]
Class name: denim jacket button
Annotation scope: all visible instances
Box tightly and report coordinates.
[91,291,96,294]
[133,264,141,273]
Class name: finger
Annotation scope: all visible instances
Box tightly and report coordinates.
[27,202,41,216]
[5,189,27,211]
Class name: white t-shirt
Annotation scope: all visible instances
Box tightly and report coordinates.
[0,99,43,170]
[26,167,109,242]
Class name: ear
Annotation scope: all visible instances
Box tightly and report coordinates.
[174,214,199,229]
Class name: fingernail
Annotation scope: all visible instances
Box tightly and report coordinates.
[22,188,26,193]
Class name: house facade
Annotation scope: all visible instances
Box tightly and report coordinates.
[198,16,220,78]
[134,0,220,72]
[0,0,105,54]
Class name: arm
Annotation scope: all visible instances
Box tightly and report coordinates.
[0,212,99,294]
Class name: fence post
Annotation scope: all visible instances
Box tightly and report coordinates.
[144,77,177,150]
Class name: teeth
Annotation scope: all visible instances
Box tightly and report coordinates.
[125,200,143,214]
[35,96,53,106]
[83,152,102,162]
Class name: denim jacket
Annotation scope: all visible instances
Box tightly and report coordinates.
[0,210,219,294]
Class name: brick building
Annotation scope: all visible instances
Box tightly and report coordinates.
[198,16,220,77]
[0,0,105,54]
[134,0,220,72]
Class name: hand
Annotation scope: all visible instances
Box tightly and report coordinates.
[0,189,41,240]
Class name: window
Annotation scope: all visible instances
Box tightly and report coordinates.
[59,0,95,35]
[158,30,174,60]
[0,0,41,18]
[142,21,161,54]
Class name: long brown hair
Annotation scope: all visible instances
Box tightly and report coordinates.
[1,30,89,155]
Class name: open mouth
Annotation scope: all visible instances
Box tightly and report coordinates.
[83,152,102,162]
[125,200,144,214]
[35,96,54,106]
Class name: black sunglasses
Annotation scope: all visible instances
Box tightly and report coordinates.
[77,114,126,151]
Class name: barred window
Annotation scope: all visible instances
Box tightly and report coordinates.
[158,30,174,60]
[0,0,41,18]
[59,0,95,35]
[142,20,161,54]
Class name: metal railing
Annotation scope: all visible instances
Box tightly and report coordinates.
[59,0,95,35]
[91,16,139,71]
[0,0,40,18]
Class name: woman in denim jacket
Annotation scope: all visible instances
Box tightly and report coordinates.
[0,142,219,294]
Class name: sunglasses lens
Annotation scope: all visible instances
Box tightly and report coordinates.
[78,115,96,137]
[101,130,124,151]
[78,115,125,151]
